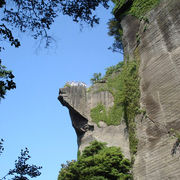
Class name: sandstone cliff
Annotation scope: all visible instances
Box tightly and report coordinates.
[58,0,180,179]
[122,0,180,179]
[58,82,130,159]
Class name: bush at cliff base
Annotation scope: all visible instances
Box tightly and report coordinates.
[58,141,132,180]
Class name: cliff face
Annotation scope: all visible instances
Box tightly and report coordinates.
[58,0,180,179]
[121,0,180,179]
[58,83,130,159]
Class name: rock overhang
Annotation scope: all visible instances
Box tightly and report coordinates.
[58,81,130,158]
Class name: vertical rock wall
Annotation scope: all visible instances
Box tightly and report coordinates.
[120,0,180,179]
[58,0,180,178]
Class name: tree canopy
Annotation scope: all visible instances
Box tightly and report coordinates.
[0,60,16,99]
[0,140,42,180]
[0,0,111,100]
[0,139,4,156]
[58,141,132,180]
[7,148,42,180]
[107,18,123,53]
[0,0,110,48]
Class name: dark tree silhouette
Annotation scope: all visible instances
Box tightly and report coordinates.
[58,141,132,180]
[0,60,16,99]
[0,0,110,100]
[1,147,42,180]
[107,18,123,53]
[0,139,4,156]
[1,0,109,48]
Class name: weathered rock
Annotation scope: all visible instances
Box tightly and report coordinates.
[121,15,140,61]
[58,0,180,179]
[58,83,130,159]
[120,0,180,179]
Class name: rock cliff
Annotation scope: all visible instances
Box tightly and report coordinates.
[122,0,180,179]
[58,0,180,179]
[58,82,130,159]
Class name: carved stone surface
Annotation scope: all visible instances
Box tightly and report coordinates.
[120,0,180,179]
[58,83,130,159]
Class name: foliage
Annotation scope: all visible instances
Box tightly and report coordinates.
[0,24,20,49]
[170,129,180,155]
[0,145,42,180]
[109,0,160,53]
[0,139,4,156]
[128,0,160,18]
[0,21,20,100]
[113,0,160,20]
[57,0,110,27]
[58,141,132,180]
[0,60,16,100]
[90,60,140,158]
[90,103,108,126]
[105,61,124,77]
[0,0,110,100]
[121,60,140,157]
[90,73,102,84]
[90,62,124,87]
[77,150,81,160]
[90,102,124,126]
[112,0,128,15]
[0,0,110,47]
[64,83,71,88]
[107,18,123,53]
[7,148,42,180]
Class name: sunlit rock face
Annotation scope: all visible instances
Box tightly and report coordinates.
[120,0,180,179]
[58,0,180,178]
[58,82,130,159]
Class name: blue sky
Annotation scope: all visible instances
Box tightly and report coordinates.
[0,4,123,180]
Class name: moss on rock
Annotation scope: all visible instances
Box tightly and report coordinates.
[113,0,161,20]
[90,59,141,162]
[90,60,140,140]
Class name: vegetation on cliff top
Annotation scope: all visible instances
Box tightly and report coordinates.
[108,0,161,52]
[113,0,161,19]
[90,60,140,124]
[58,141,132,180]
[90,59,140,159]
[90,73,103,84]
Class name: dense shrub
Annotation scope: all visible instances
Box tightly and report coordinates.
[58,141,132,180]
[90,73,102,84]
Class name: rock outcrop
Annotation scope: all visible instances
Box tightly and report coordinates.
[123,0,180,179]
[58,83,130,159]
[58,0,180,179]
